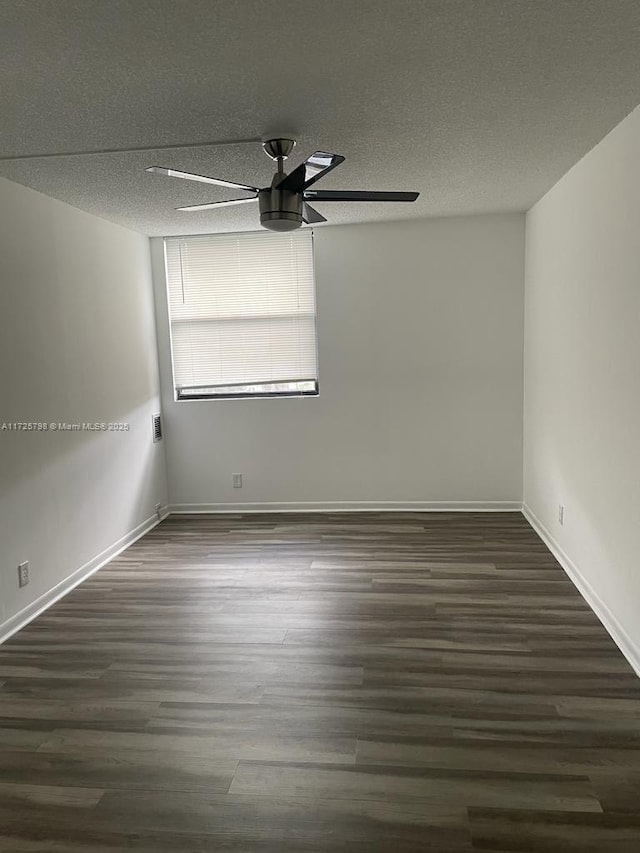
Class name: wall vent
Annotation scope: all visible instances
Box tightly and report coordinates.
[152,413,163,443]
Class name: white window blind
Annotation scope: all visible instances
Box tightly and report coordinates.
[164,230,318,400]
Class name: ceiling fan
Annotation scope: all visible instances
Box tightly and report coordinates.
[146,137,419,232]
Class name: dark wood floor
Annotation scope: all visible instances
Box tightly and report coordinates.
[1,512,640,851]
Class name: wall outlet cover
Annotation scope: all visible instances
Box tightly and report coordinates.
[18,561,30,588]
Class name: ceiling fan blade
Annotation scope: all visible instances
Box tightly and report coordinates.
[305,190,419,203]
[302,202,327,224]
[147,166,258,193]
[176,197,258,212]
[277,151,345,192]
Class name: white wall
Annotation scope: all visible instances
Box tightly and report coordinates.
[0,177,167,637]
[152,214,525,509]
[524,106,640,669]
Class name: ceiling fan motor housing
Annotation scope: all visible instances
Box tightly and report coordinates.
[258,185,303,231]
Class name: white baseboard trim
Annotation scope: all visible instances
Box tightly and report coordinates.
[522,503,640,678]
[169,500,522,514]
[0,507,170,646]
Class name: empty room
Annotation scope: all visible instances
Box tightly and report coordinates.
[1,1,640,850]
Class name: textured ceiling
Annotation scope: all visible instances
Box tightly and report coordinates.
[1,0,640,236]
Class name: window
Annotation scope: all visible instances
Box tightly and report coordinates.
[164,230,318,400]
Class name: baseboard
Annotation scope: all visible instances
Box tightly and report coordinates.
[0,507,170,646]
[169,500,522,514]
[522,504,640,678]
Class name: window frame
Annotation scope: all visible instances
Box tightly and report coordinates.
[162,230,320,403]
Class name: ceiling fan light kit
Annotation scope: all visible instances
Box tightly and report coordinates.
[146,138,420,232]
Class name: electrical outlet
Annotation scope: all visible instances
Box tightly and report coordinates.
[18,561,29,588]
[232,473,243,488]
[558,504,565,526]
[155,502,162,520]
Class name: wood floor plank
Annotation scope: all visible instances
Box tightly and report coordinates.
[1,511,639,849]
[0,781,104,807]
[36,726,357,766]
[468,806,640,851]
[229,759,602,812]
[94,789,472,852]
[0,747,238,795]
